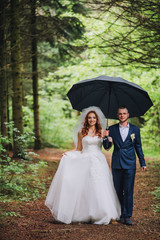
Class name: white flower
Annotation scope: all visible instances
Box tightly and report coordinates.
[130,133,135,142]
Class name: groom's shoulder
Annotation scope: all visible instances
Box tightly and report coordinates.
[109,123,119,130]
[129,123,140,131]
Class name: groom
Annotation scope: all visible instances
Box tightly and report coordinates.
[103,106,146,225]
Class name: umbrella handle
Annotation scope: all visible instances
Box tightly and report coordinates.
[106,83,111,129]
[106,118,109,130]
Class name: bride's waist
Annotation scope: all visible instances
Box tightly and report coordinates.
[82,147,102,153]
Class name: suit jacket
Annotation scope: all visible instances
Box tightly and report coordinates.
[103,123,146,169]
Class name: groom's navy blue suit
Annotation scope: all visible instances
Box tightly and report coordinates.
[103,123,146,218]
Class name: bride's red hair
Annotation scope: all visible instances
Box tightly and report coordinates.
[81,111,102,137]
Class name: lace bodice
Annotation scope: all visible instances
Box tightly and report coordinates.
[82,135,103,153]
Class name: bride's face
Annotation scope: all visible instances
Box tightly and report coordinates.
[87,112,97,126]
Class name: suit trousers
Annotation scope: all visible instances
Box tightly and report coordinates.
[112,168,136,218]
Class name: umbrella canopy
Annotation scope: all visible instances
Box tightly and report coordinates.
[67,75,153,119]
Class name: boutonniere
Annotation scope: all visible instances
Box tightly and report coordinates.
[130,133,135,142]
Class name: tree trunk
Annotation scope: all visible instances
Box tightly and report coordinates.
[11,0,23,154]
[31,0,42,149]
[0,0,8,142]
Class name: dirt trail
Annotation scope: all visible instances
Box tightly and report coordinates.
[0,148,159,240]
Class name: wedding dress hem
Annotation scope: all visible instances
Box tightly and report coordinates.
[45,136,121,225]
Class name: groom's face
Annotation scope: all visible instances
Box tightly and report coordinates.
[117,108,129,123]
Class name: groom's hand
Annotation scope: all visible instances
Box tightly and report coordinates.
[141,166,146,171]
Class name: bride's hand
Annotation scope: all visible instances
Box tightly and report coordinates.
[102,130,109,137]
[62,151,68,156]
[108,137,113,142]
[63,149,76,156]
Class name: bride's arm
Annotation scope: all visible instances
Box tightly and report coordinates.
[63,131,82,155]
[76,131,83,151]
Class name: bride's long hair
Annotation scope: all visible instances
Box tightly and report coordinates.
[72,106,106,147]
[81,111,102,138]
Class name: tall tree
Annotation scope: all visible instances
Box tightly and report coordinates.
[91,0,160,68]
[30,0,41,149]
[0,0,86,151]
[0,0,8,142]
[11,0,23,154]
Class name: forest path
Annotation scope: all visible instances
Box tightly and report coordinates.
[0,148,160,240]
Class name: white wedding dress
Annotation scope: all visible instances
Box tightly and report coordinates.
[45,135,121,225]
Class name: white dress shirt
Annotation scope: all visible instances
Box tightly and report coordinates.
[119,123,129,142]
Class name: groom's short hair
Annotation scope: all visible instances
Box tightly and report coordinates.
[117,106,129,112]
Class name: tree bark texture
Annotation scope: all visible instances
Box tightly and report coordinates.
[11,0,23,153]
[31,0,42,149]
[0,0,8,139]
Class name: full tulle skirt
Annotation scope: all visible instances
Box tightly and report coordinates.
[45,150,121,225]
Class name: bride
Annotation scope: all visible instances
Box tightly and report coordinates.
[45,106,121,225]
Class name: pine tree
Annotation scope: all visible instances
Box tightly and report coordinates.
[30,0,41,149]
[0,0,8,142]
[11,0,23,154]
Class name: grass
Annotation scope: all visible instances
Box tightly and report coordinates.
[143,147,160,159]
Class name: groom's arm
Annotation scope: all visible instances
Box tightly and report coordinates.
[103,129,113,150]
[134,127,146,168]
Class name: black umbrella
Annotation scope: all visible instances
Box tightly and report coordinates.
[67,75,153,125]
